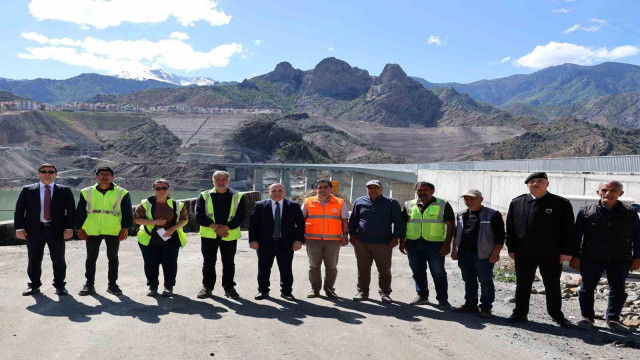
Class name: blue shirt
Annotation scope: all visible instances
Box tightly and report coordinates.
[349,195,403,244]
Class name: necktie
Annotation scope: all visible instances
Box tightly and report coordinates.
[274,201,281,238]
[43,184,51,221]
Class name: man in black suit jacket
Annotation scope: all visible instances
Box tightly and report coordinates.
[14,163,75,296]
[249,183,305,301]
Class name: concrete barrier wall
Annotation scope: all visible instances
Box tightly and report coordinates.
[0,191,261,246]
[418,170,640,213]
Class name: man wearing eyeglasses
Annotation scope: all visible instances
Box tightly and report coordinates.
[75,166,133,296]
[15,163,76,296]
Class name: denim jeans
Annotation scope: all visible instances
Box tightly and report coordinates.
[406,239,448,301]
[578,258,630,322]
[457,250,495,309]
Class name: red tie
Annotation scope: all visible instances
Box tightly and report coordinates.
[43,184,51,221]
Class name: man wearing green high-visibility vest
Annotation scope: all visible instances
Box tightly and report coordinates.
[195,170,247,299]
[75,166,133,296]
[400,181,455,309]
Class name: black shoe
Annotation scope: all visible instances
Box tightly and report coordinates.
[22,285,41,296]
[224,287,240,299]
[197,287,212,299]
[254,292,269,300]
[161,286,173,297]
[506,313,528,323]
[147,287,159,297]
[280,292,296,301]
[55,287,68,296]
[552,316,573,328]
[78,284,95,296]
[107,284,123,295]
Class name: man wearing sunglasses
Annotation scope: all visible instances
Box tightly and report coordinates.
[15,163,76,296]
[75,166,133,296]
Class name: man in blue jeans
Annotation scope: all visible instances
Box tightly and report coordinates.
[400,181,455,308]
[451,189,505,318]
[571,180,640,333]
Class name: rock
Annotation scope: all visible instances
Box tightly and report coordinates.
[504,296,516,303]
[534,275,541,282]
[259,61,305,95]
[628,294,640,302]
[531,288,538,294]
[623,319,640,328]
[599,278,608,286]
[300,57,372,100]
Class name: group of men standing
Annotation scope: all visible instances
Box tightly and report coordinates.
[14,165,640,332]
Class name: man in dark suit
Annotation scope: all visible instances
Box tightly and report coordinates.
[14,163,75,296]
[506,172,575,327]
[249,183,305,301]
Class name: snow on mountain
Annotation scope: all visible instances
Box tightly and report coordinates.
[116,68,218,86]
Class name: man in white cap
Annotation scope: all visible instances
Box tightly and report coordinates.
[451,189,505,318]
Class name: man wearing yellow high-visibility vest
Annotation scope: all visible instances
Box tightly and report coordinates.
[75,167,133,296]
[195,170,246,299]
[400,181,455,308]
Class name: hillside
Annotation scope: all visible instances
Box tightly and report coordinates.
[0,91,27,102]
[502,91,640,129]
[416,62,640,106]
[471,118,640,160]
[0,73,176,104]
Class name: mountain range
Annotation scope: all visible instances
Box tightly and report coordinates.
[116,68,235,87]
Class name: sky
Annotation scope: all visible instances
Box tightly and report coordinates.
[0,0,639,83]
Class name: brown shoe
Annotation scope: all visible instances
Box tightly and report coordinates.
[325,289,338,299]
[453,305,479,313]
[479,308,493,318]
[307,290,320,298]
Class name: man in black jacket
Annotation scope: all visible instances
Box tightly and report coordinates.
[14,163,75,296]
[249,183,305,301]
[572,180,640,333]
[506,172,575,327]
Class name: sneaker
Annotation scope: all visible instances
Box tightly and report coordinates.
[410,295,430,306]
[224,287,240,299]
[551,316,573,328]
[78,284,95,296]
[307,290,320,298]
[353,292,369,301]
[107,284,123,296]
[22,285,41,296]
[325,289,339,299]
[280,292,296,301]
[479,308,493,318]
[453,305,480,313]
[147,287,158,297]
[607,319,631,334]
[577,318,594,330]
[380,293,392,303]
[197,287,212,299]
[437,300,453,310]
[254,291,269,300]
[161,286,173,297]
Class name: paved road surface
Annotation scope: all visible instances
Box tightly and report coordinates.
[1,233,638,359]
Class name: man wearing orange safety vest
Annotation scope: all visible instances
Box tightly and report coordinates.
[302,179,349,298]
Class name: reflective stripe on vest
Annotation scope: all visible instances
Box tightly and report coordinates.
[405,198,447,242]
[198,188,244,241]
[137,198,188,248]
[304,195,344,240]
[81,184,128,236]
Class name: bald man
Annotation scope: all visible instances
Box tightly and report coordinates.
[249,183,305,301]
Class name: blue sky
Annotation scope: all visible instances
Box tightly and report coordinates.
[1,0,639,83]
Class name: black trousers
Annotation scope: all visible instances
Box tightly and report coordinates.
[256,238,294,295]
[514,255,563,318]
[85,235,120,286]
[26,227,66,288]
[201,237,237,289]
[139,237,181,288]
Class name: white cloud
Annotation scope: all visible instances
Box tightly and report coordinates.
[18,31,244,73]
[328,47,335,52]
[552,8,571,14]
[515,41,640,69]
[253,39,262,46]
[563,18,607,34]
[500,56,512,64]
[427,35,446,46]
[169,32,190,40]
[28,0,232,29]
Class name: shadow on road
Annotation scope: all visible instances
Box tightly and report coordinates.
[26,293,99,322]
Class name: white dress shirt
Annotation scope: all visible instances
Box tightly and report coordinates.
[271,199,283,223]
[39,181,54,223]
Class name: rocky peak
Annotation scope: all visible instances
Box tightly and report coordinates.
[374,64,410,86]
[300,57,372,100]
[260,61,304,95]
